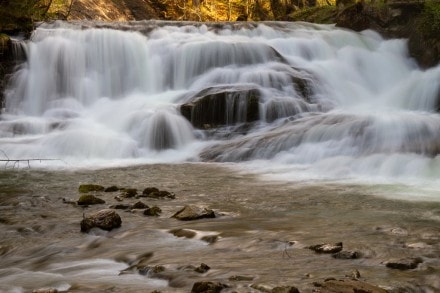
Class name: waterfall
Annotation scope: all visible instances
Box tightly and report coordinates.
[1,20,439,187]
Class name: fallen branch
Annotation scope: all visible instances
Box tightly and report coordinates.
[0,150,64,168]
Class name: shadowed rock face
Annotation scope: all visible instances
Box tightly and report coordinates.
[336,1,439,68]
[180,86,261,129]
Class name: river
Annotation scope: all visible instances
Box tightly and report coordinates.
[0,20,439,292]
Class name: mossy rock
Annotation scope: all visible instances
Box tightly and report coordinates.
[80,209,122,232]
[105,185,119,192]
[78,184,105,193]
[77,194,105,205]
[144,206,162,217]
[132,201,149,209]
[121,188,137,198]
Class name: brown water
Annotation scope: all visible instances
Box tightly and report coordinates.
[0,163,439,292]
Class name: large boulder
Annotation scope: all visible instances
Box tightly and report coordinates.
[180,86,261,129]
[80,209,122,232]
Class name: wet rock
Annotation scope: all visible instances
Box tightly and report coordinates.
[201,235,219,244]
[32,289,58,293]
[62,197,76,205]
[144,206,162,216]
[385,257,423,270]
[194,263,210,273]
[169,228,197,239]
[139,265,166,276]
[309,242,343,254]
[180,85,261,129]
[347,269,361,280]
[78,184,105,193]
[228,275,254,281]
[272,286,300,293]
[142,187,159,195]
[142,189,176,199]
[114,195,123,202]
[172,205,216,221]
[312,279,388,293]
[77,194,105,205]
[109,204,132,210]
[250,283,272,292]
[131,201,149,209]
[105,185,120,192]
[191,281,229,293]
[80,209,122,232]
[121,188,137,198]
[332,250,361,259]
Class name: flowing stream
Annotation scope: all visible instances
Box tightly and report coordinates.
[0,21,439,292]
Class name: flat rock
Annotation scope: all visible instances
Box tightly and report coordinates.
[104,185,120,192]
[313,279,388,293]
[172,205,215,221]
[309,242,343,254]
[80,209,122,232]
[169,228,197,238]
[385,257,423,270]
[332,250,361,259]
[272,286,300,293]
[77,194,105,205]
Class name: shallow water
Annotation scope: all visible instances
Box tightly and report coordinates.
[0,164,439,292]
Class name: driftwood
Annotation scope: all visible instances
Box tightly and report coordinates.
[0,150,62,168]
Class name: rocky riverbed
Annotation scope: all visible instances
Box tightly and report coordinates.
[0,163,439,292]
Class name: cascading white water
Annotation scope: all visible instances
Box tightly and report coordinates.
[1,21,440,192]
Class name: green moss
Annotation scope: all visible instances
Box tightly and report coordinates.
[78,184,105,193]
[289,6,337,24]
[418,0,440,38]
[77,194,105,205]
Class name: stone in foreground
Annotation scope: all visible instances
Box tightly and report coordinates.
[191,281,228,293]
[78,184,105,193]
[80,209,122,232]
[385,257,423,270]
[172,205,216,221]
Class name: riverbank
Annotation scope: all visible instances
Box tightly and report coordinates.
[0,164,439,292]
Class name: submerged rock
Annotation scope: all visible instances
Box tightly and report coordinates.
[169,228,197,239]
[312,279,388,293]
[272,286,300,293]
[309,242,343,254]
[105,185,120,192]
[172,205,216,221]
[80,209,122,232]
[142,187,159,195]
[78,184,105,193]
[228,275,255,281]
[109,204,132,210]
[385,257,423,270]
[77,194,105,205]
[332,250,361,259]
[191,281,229,293]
